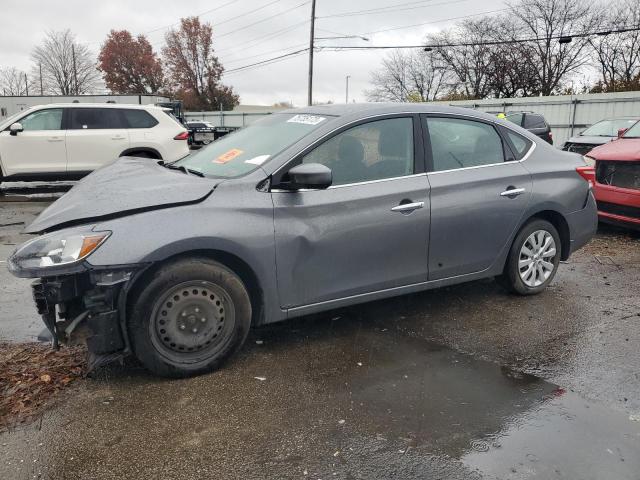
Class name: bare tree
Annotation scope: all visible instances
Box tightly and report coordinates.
[508,0,601,95]
[366,50,448,102]
[31,30,100,95]
[430,17,498,100]
[588,0,640,92]
[0,67,29,95]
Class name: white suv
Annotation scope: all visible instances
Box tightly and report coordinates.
[0,103,190,183]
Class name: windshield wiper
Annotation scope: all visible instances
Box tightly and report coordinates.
[159,162,205,177]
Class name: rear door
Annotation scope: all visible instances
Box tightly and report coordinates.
[423,115,533,280]
[0,108,66,177]
[65,108,129,173]
[272,115,431,308]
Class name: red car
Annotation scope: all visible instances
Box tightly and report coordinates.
[582,122,640,229]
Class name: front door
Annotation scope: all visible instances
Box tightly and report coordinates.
[272,115,431,308]
[0,108,66,177]
[65,108,129,173]
[423,115,533,280]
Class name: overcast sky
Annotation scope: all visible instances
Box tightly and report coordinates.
[0,0,507,106]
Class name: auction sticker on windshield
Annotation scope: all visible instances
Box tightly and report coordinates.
[215,148,244,164]
[287,114,326,125]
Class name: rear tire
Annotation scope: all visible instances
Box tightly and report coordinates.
[129,258,251,377]
[499,219,561,295]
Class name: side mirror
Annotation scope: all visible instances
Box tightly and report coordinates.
[287,163,332,190]
[617,127,628,139]
[9,122,23,136]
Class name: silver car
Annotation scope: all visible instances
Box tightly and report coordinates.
[7,104,597,377]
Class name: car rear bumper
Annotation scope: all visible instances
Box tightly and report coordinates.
[566,191,598,255]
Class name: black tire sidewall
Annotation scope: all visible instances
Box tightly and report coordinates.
[505,219,561,295]
[129,258,251,377]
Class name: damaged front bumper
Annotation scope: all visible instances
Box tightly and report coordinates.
[31,269,140,367]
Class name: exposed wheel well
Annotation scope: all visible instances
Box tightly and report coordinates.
[127,249,264,326]
[120,148,162,160]
[526,210,571,260]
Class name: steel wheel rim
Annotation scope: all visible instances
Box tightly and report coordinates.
[518,230,557,287]
[149,280,236,364]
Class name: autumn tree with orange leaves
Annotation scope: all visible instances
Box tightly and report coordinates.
[98,30,164,94]
[163,17,239,111]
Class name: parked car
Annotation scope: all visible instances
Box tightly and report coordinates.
[505,112,553,145]
[583,122,640,229]
[562,117,640,155]
[7,104,597,377]
[0,103,189,184]
[186,121,216,146]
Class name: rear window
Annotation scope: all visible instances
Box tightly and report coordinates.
[68,108,124,129]
[121,109,159,129]
[524,114,547,129]
[505,113,523,126]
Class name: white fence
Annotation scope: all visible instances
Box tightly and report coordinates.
[185,91,640,148]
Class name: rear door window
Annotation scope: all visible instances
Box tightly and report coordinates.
[121,109,159,129]
[69,108,124,129]
[426,117,505,172]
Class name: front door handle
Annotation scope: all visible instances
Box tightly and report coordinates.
[47,137,63,142]
[500,187,526,197]
[111,136,126,140]
[391,201,424,213]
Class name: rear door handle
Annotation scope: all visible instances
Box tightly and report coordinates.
[500,187,526,197]
[391,201,424,213]
[111,136,126,140]
[47,137,63,142]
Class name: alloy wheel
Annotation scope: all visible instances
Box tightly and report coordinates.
[518,229,557,287]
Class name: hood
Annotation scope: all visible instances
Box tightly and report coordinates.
[26,157,218,233]
[565,135,612,146]
[588,138,640,162]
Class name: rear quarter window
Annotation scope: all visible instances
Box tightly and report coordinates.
[502,127,533,160]
[121,109,159,129]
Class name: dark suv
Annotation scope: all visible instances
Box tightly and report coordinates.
[506,112,553,145]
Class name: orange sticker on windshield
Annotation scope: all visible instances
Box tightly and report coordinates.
[214,148,243,164]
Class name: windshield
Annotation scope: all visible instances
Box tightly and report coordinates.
[623,121,640,138]
[582,119,638,137]
[173,113,330,178]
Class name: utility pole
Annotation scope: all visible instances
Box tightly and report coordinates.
[345,75,350,104]
[24,73,29,96]
[307,0,316,106]
[72,44,78,95]
[39,63,43,95]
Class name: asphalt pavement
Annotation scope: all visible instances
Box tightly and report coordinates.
[1,184,639,479]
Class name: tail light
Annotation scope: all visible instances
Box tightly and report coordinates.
[576,166,595,187]
[174,131,189,140]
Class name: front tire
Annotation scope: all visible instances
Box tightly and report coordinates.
[500,219,561,295]
[129,258,251,377]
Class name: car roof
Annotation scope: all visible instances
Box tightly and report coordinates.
[280,102,501,122]
[28,103,162,110]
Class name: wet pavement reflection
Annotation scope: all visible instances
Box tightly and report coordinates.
[2,315,639,479]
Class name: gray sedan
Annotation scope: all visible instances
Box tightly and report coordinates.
[7,104,597,377]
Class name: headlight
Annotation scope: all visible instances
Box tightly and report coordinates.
[583,155,595,167]
[7,228,110,276]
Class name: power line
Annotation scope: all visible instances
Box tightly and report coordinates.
[224,48,309,75]
[359,8,511,37]
[144,0,244,35]
[216,19,309,55]
[319,25,640,51]
[223,42,309,65]
[317,0,469,19]
[216,1,310,40]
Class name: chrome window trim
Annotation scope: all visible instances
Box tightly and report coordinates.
[270,172,427,193]
[269,110,538,189]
